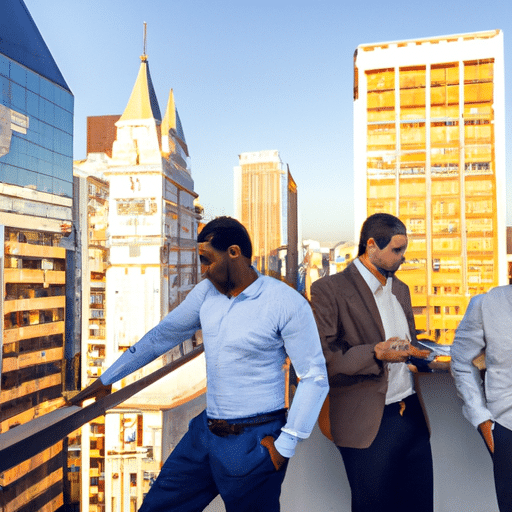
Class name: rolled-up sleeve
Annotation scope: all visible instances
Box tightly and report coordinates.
[451,294,493,428]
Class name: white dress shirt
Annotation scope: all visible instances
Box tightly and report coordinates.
[354,258,414,404]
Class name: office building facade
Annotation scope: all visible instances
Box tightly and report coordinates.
[0,1,75,511]
[234,150,299,286]
[354,30,506,343]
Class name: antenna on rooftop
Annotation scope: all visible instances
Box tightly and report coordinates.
[141,21,148,62]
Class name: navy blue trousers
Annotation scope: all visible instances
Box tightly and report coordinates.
[493,422,512,512]
[139,410,288,512]
[338,393,433,512]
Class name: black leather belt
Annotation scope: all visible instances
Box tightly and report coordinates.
[207,409,286,437]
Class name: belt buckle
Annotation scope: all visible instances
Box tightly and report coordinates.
[208,419,244,437]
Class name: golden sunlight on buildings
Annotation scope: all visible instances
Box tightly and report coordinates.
[354,30,506,344]
[234,150,299,287]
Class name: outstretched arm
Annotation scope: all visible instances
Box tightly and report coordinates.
[70,282,206,405]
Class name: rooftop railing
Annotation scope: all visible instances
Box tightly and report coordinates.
[0,344,205,474]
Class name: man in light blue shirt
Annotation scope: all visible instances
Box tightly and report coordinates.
[451,286,512,512]
[73,216,328,512]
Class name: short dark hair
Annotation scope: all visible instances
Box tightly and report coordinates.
[197,216,253,259]
[358,213,407,256]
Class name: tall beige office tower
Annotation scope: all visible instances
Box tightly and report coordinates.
[353,30,506,344]
[234,150,298,287]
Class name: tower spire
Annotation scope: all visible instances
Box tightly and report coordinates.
[118,21,161,122]
[161,89,189,157]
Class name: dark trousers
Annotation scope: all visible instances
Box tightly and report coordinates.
[494,422,512,512]
[338,393,433,512]
[139,410,288,512]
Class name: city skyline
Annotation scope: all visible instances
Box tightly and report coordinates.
[24,0,512,244]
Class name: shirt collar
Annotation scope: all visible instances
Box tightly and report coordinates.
[354,257,387,294]
[233,266,264,300]
[359,253,389,286]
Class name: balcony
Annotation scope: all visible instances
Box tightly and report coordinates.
[0,341,500,511]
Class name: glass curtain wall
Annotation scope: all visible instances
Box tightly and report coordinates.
[0,54,73,197]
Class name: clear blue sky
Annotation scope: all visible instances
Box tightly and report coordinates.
[24,0,512,244]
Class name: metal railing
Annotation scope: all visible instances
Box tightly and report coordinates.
[0,344,204,474]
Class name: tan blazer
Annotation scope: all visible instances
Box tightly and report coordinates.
[310,262,423,449]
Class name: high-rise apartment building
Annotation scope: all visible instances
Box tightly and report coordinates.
[234,150,299,286]
[353,30,506,343]
[0,1,75,511]
[69,168,109,510]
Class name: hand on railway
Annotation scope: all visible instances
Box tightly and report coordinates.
[66,379,112,406]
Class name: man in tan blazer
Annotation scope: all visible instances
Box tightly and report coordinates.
[311,213,433,512]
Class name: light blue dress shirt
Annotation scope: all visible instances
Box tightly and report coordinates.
[100,274,328,458]
[451,286,512,431]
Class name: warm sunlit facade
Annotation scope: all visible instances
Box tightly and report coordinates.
[354,30,506,344]
[234,150,299,286]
